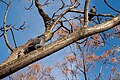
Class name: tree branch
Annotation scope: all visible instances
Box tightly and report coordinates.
[69,9,114,17]
[104,0,120,13]
[50,2,78,31]
[84,0,90,27]
[0,14,120,79]
[10,29,17,48]
[3,0,13,51]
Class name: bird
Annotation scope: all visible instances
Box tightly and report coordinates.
[24,35,45,53]
[88,6,97,21]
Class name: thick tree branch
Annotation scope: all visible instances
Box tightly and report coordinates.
[0,14,120,79]
[35,0,51,31]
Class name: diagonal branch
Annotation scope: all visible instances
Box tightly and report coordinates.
[0,14,120,79]
[50,2,78,31]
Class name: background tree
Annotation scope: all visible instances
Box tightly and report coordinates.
[0,0,120,79]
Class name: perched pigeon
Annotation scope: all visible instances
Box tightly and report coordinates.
[88,6,97,21]
[24,35,45,53]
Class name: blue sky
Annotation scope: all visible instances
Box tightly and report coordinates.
[0,0,120,79]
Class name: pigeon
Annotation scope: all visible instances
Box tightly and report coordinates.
[88,6,97,21]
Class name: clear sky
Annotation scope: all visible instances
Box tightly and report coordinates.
[0,0,120,79]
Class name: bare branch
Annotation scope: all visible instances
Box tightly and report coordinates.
[3,0,13,51]
[25,0,34,10]
[78,46,88,80]
[10,29,17,48]
[50,2,78,31]
[0,0,8,5]
[52,0,65,19]
[84,0,90,27]
[104,0,120,13]
[69,9,114,17]
[13,22,26,31]
[35,0,51,31]
[42,0,54,6]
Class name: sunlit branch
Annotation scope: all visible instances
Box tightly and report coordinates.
[3,0,13,51]
[50,2,78,31]
[0,14,120,79]
[84,0,90,27]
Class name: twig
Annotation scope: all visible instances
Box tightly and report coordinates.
[13,22,26,31]
[104,0,120,13]
[42,0,54,6]
[0,0,8,5]
[3,0,13,51]
[25,0,34,10]
[10,29,17,48]
[62,16,73,33]
[78,46,88,80]
[50,2,78,31]
[52,0,65,19]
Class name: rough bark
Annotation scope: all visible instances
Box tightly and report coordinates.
[0,14,120,79]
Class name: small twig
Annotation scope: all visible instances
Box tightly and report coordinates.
[0,0,8,5]
[63,16,73,33]
[52,0,65,19]
[25,0,34,10]
[3,0,13,51]
[50,3,78,31]
[78,46,87,80]
[10,29,17,48]
[76,38,88,44]
[13,22,26,31]
[97,16,101,24]
[42,0,54,6]
[84,0,90,27]
[53,21,70,34]
[104,0,120,13]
